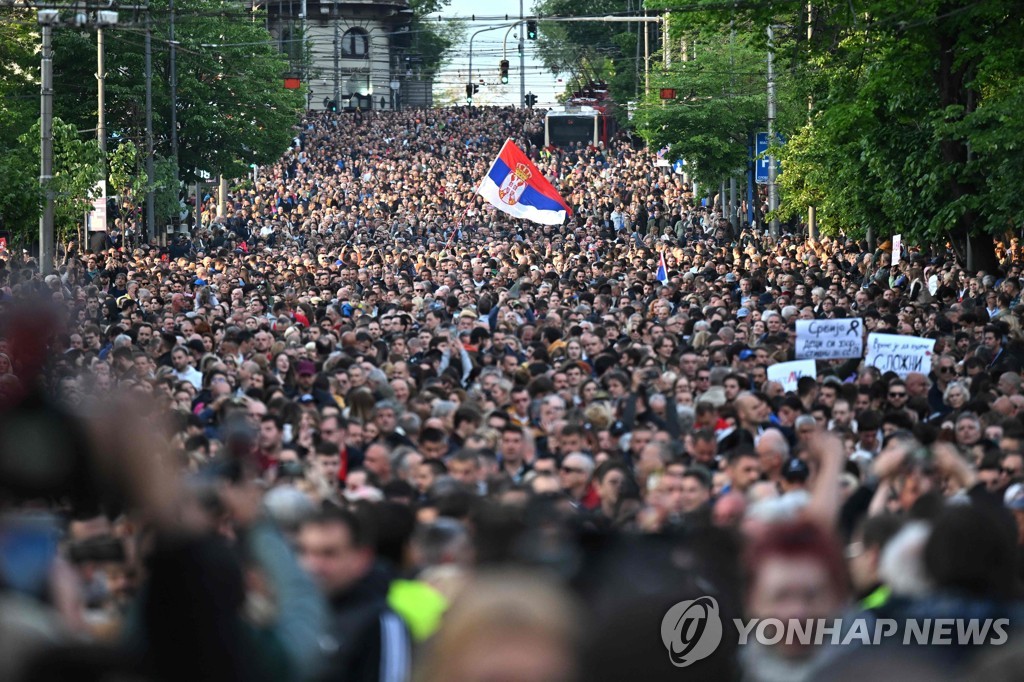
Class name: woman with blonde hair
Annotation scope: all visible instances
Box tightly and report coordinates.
[690,329,712,350]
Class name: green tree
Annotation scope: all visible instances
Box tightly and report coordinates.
[45,1,304,180]
[633,19,800,194]
[674,0,1024,269]
[404,0,463,77]
[108,140,149,213]
[0,13,43,239]
[533,0,641,109]
[4,118,103,243]
[1,2,304,235]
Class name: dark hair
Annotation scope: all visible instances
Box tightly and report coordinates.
[856,513,904,550]
[303,503,373,549]
[924,504,1017,599]
[682,465,712,490]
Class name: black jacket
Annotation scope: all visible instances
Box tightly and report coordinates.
[318,565,411,682]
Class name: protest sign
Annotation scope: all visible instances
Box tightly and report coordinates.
[865,333,935,378]
[795,319,864,360]
[767,359,817,393]
[892,234,902,266]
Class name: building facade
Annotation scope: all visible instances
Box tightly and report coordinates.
[267,0,431,111]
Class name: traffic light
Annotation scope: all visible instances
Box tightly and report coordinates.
[526,20,538,40]
[525,92,537,107]
[465,83,473,98]
[327,99,337,112]
[499,59,509,85]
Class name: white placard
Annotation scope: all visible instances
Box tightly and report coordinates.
[767,359,817,393]
[795,318,864,360]
[865,333,935,378]
[892,234,902,266]
[88,180,107,232]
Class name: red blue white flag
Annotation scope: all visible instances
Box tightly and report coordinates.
[477,139,572,226]
[656,251,668,283]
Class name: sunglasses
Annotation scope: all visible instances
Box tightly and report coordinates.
[939,366,956,374]
[1002,468,1021,477]
[889,392,907,398]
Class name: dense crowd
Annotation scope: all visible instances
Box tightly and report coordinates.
[2,106,1024,681]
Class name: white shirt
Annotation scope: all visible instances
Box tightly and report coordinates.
[174,365,203,390]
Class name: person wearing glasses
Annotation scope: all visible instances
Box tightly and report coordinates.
[885,379,910,413]
[929,354,959,412]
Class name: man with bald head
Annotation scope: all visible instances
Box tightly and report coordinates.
[992,396,1017,419]
[755,428,790,486]
[998,372,1021,397]
[735,392,769,438]
[905,372,930,401]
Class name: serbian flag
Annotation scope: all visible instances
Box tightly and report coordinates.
[656,252,668,283]
[477,139,572,225]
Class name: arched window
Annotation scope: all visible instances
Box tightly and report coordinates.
[342,28,369,59]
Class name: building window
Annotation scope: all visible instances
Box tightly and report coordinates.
[342,28,369,59]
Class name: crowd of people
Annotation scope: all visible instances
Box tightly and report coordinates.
[2,106,1024,681]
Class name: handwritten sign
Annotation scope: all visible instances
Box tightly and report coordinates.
[865,333,934,378]
[892,234,902,266]
[767,359,817,393]
[795,319,864,360]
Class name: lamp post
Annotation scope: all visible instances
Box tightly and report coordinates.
[767,25,779,237]
[38,9,57,274]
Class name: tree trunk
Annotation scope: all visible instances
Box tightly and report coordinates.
[967,232,998,273]
[935,11,983,271]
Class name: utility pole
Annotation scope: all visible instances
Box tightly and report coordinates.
[334,24,340,106]
[169,0,178,167]
[97,26,106,155]
[300,0,307,106]
[767,25,779,237]
[518,0,525,107]
[806,0,817,242]
[145,20,156,242]
[644,10,650,96]
[729,177,737,229]
[663,12,670,68]
[39,10,56,275]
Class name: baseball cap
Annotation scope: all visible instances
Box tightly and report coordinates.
[782,458,810,482]
[738,349,755,361]
[737,308,751,319]
[1005,483,1024,510]
[295,360,317,376]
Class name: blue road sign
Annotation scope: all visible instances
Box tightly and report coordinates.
[755,132,771,184]
[673,159,685,175]
[755,132,783,184]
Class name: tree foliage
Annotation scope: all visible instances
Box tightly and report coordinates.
[4,118,104,243]
[639,0,1024,269]
[109,140,149,210]
[533,0,641,105]
[0,0,305,236]
[633,17,801,191]
[404,0,463,77]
